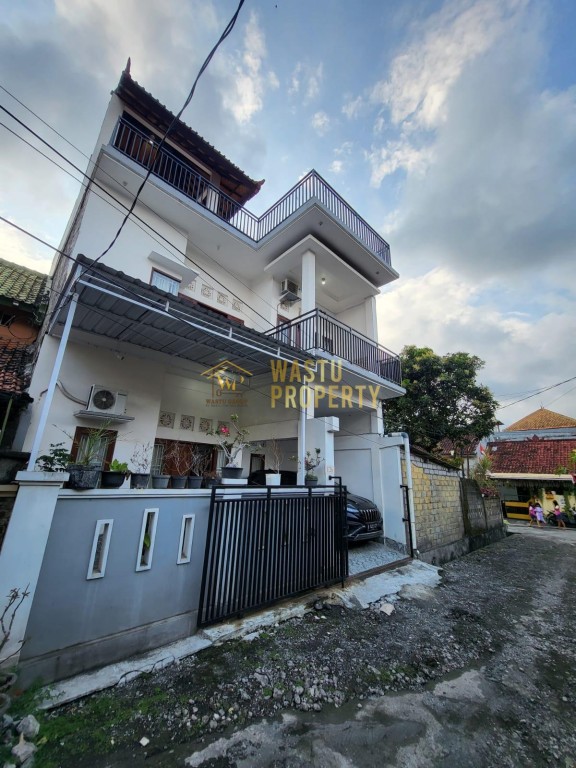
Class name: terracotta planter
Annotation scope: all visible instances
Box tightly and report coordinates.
[221,466,243,479]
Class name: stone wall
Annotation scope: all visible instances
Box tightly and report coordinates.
[403,451,505,565]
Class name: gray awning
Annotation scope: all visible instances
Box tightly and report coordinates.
[50,256,308,375]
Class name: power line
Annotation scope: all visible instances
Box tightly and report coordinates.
[85,0,246,272]
[497,375,576,410]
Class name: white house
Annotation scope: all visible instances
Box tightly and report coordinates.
[0,65,420,679]
[22,63,407,527]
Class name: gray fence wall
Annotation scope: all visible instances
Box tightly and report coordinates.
[20,490,211,684]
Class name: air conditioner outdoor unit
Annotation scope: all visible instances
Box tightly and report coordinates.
[86,385,128,416]
[280,278,300,302]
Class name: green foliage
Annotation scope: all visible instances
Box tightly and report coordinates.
[385,346,499,453]
[108,459,129,473]
[36,443,72,472]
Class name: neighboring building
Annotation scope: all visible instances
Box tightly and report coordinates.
[22,64,407,538]
[487,408,576,519]
[0,258,49,459]
[436,436,481,478]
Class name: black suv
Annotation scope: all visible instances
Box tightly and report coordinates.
[247,470,383,542]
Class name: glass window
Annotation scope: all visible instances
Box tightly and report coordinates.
[151,269,180,296]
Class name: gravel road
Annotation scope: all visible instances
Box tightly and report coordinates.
[41,530,576,767]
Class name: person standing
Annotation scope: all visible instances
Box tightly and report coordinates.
[528,502,537,527]
[534,501,545,528]
[552,500,567,530]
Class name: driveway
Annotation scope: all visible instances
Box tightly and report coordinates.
[38,531,576,767]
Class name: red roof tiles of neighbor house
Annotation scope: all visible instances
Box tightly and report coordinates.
[505,408,576,431]
[0,342,30,395]
[488,438,576,474]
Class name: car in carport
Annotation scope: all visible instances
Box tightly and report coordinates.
[247,470,383,542]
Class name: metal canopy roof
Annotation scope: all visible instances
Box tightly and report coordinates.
[51,257,308,376]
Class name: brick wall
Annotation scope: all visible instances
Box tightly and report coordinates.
[405,454,464,554]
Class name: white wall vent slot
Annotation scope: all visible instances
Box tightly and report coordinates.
[87,519,113,580]
[280,278,300,302]
[177,514,195,564]
[136,508,158,571]
[87,385,128,416]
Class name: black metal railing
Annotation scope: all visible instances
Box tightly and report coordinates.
[111,118,391,267]
[266,309,402,385]
[198,486,348,626]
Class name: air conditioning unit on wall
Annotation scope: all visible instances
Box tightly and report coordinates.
[86,385,128,416]
[280,278,300,302]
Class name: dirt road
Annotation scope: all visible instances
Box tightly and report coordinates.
[39,530,576,767]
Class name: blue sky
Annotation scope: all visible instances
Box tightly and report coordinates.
[1,0,575,426]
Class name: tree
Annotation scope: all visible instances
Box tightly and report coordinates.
[384,346,498,453]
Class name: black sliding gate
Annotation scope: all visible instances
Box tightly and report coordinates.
[198,486,349,627]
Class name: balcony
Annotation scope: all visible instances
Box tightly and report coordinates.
[265,309,402,386]
[111,118,391,269]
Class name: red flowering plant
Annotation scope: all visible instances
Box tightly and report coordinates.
[207,414,256,467]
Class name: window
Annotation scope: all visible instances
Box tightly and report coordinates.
[151,443,165,475]
[71,427,117,469]
[151,269,180,296]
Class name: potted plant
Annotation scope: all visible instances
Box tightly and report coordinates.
[304,448,323,486]
[265,439,283,486]
[188,446,212,488]
[101,459,130,489]
[164,441,193,488]
[207,414,255,479]
[203,470,220,488]
[66,423,115,490]
[130,443,153,489]
[36,443,72,472]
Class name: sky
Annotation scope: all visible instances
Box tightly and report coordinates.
[1,0,575,428]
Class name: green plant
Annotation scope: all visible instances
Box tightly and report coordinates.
[36,443,71,472]
[108,459,129,473]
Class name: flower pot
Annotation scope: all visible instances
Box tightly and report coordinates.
[151,474,170,489]
[130,472,150,489]
[204,478,220,488]
[100,471,128,489]
[265,473,281,486]
[187,475,203,489]
[221,466,243,479]
[66,464,101,490]
[305,477,318,487]
[171,475,188,489]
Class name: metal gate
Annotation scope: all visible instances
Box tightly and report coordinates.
[198,486,349,626]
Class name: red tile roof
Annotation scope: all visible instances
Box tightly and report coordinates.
[488,437,576,474]
[0,342,31,395]
[505,408,576,431]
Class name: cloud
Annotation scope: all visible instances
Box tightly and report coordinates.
[367,137,433,186]
[289,62,323,103]
[329,160,343,174]
[311,111,331,136]
[377,267,576,424]
[371,0,526,130]
[342,95,364,119]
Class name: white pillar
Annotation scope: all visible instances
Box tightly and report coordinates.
[0,471,68,663]
[301,249,316,316]
[305,416,339,485]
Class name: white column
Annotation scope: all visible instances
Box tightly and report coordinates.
[301,249,316,315]
[0,471,68,663]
